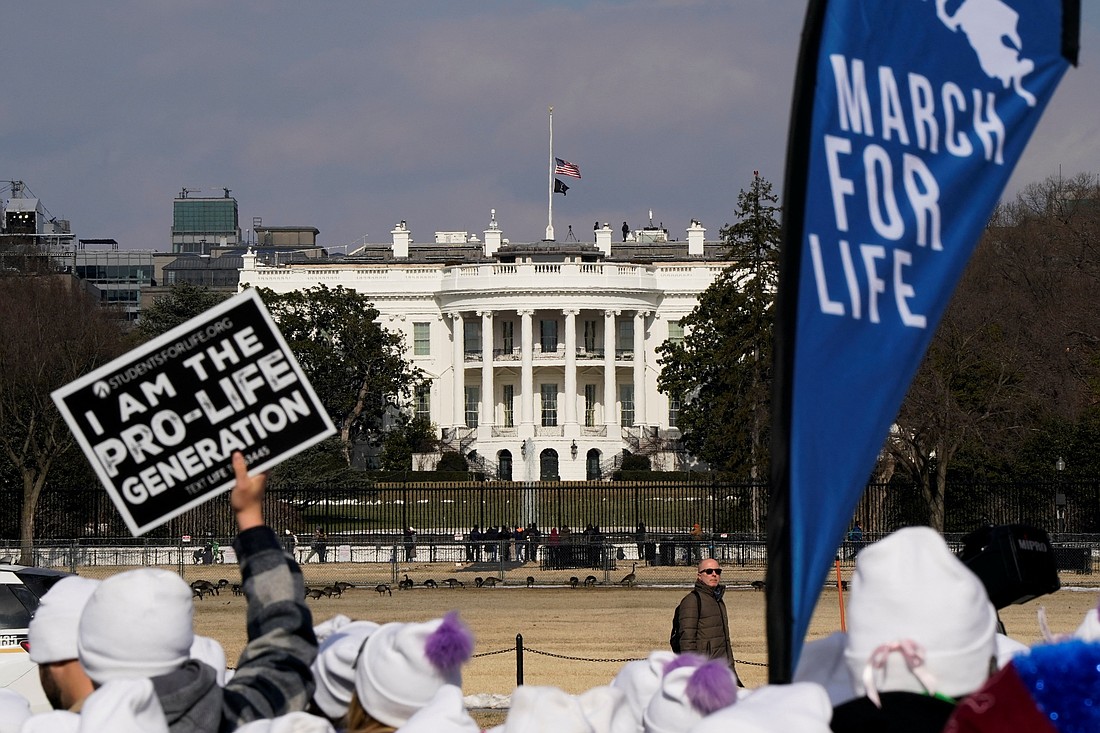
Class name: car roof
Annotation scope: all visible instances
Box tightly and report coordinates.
[0,564,73,580]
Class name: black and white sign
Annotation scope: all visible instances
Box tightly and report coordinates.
[52,289,336,536]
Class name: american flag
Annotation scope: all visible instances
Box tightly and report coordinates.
[554,158,581,179]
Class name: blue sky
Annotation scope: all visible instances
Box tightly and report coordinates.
[4,1,1098,250]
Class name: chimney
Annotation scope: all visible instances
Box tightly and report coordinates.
[687,220,705,256]
[241,247,257,272]
[391,220,410,258]
[595,223,613,256]
[484,208,503,257]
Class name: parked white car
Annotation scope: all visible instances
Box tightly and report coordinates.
[0,563,72,712]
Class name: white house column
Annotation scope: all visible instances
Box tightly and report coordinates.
[451,313,465,428]
[563,308,579,436]
[519,309,535,433]
[603,309,618,429]
[633,310,648,426]
[479,311,494,430]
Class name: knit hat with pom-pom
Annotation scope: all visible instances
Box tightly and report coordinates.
[310,620,379,720]
[354,612,474,728]
[642,658,739,733]
[689,682,832,733]
[943,639,1100,733]
[610,649,677,728]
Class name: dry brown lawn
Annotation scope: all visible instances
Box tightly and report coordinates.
[144,563,1100,695]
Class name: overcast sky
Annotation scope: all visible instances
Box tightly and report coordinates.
[4,2,1099,250]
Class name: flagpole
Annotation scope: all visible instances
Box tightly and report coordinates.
[546,105,555,241]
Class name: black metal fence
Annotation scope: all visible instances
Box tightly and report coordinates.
[4,478,1099,544]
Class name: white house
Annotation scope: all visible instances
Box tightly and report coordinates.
[239,214,728,480]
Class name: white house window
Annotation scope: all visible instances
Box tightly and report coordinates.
[413,322,431,356]
[464,320,481,355]
[668,394,681,427]
[414,384,431,420]
[464,386,480,428]
[584,384,597,427]
[619,384,634,426]
[540,320,559,353]
[667,320,685,346]
[583,320,597,352]
[502,384,515,427]
[501,321,514,354]
[541,383,558,426]
[617,320,634,353]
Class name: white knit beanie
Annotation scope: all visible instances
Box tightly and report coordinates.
[1075,607,1100,641]
[610,650,676,731]
[689,682,832,733]
[494,685,595,733]
[792,632,857,706]
[190,635,228,686]
[395,684,480,733]
[235,712,337,732]
[79,678,168,733]
[578,685,637,733]
[642,659,739,733]
[313,614,353,644]
[354,612,474,728]
[843,526,997,700]
[994,633,1029,668]
[77,568,194,683]
[0,689,31,733]
[18,710,79,733]
[27,576,100,664]
[311,620,379,719]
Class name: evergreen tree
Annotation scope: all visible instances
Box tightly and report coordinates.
[135,283,230,340]
[257,285,423,464]
[658,173,780,478]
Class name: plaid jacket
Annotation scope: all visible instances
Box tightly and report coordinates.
[152,525,318,732]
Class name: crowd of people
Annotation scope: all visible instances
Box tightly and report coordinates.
[4,452,1099,731]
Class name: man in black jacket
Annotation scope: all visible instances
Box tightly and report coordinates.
[673,558,741,685]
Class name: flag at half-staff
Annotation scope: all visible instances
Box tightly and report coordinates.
[554,158,581,178]
[766,0,1080,683]
[554,179,570,196]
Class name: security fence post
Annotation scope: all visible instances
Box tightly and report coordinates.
[515,633,524,687]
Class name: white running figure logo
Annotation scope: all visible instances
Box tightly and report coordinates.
[935,0,1037,106]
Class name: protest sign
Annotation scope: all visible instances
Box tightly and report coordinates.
[52,289,336,535]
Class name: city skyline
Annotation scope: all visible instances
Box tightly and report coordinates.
[4,2,1099,250]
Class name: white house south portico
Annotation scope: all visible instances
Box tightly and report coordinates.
[239,215,728,480]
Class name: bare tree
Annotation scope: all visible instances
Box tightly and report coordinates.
[891,173,1100,528]
[0,276,124,562]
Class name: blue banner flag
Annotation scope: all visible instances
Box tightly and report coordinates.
[767,0,1079,681]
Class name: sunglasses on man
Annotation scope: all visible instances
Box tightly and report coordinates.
[699,568,722,576]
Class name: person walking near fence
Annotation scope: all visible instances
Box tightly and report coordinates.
[304,528,328,564]
[526,522,541,565]
[513,524,525,563]
[466,525,481,562]
[671,558,741,685]
[403,526,417,562]
[690,522,705,563]
[547,527,560,568]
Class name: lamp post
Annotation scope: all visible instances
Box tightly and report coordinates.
[1055,456,1066,535]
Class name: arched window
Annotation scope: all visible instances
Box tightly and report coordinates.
[498,450,513,481]
[539,449,559,481]
[586,449,602,480]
